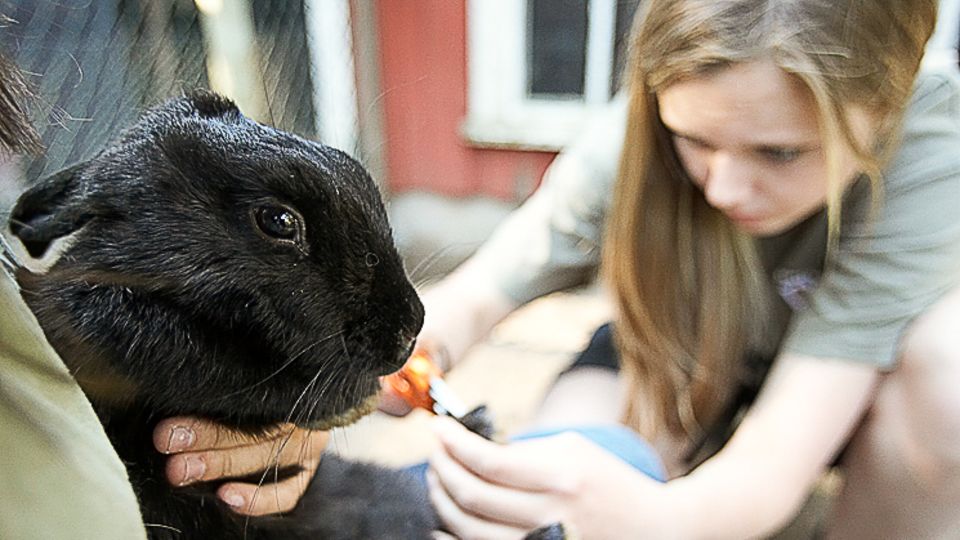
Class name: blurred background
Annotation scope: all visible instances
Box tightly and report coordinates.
[0,0,647,280]
[0,0,958,280]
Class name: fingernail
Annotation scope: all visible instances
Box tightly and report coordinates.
[222,490,245,508]
[166,425,196,453]
[179,455,206,485]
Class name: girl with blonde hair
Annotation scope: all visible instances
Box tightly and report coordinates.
[423,0,960,537]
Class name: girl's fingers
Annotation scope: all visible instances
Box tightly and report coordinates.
[427,470,530,540]
[217,467,316,516]
[429,447,549,529]
[432,416,572,492]
[164,428,327,485]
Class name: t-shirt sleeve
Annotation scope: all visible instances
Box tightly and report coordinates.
[782,69,960,368]
[470,97,627,304]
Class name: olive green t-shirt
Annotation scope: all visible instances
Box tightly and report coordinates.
[768,69,960,367]
[0,241,146,539]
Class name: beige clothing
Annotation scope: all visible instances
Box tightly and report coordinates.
[0,239,146,539]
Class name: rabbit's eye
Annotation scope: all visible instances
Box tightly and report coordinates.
[254,205,300,241]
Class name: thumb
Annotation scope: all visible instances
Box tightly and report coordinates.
[377,378,414,416]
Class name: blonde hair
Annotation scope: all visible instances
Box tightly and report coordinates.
[604,0,937,440]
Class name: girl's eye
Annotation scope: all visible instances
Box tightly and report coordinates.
[761,147,803,163]
[254,205,301,241]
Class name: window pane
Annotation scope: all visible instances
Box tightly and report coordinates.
[611,0,641,96]
[527,0,588,98]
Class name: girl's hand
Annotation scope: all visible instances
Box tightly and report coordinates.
[427,416,674,539]
[377,378,417,416]
[153,417,328,516]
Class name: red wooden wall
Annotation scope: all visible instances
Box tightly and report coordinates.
[374,0,556,201]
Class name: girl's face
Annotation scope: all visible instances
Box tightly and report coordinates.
[658,60,872,236]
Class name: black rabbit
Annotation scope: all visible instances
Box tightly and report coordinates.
[8,91,567,540]
[8,90,434,538]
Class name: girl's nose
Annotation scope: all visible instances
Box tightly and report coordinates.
[702,153,752,212]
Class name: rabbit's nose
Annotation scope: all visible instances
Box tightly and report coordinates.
[397,337,416,368]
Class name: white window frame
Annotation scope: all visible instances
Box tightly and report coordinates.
[925,0,960,70]
[304,0,359,155]
[463,0,621,151]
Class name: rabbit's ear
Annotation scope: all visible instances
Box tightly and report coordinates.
[185,90,239,119]
[10,163,93,258]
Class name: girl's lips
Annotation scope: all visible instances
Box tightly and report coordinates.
[727,211,762,224]
[727,212,772,233]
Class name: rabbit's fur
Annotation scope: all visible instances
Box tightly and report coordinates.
[9,91,436,538]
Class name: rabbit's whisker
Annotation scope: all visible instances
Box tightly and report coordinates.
[407,243,462,285]
[243,355,332,538]
[281,354,330,429]
[211,329,345,401]
[409,240,490,288]
[5,216,33,230]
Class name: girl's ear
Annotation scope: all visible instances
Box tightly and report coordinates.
[9,163,93,258]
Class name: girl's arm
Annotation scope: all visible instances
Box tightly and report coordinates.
[668,353,879,538]
[430,352,879,538]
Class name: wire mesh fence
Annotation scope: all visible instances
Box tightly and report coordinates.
[0,0,319,187]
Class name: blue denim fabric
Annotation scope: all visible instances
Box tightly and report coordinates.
[407,423,666,484]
